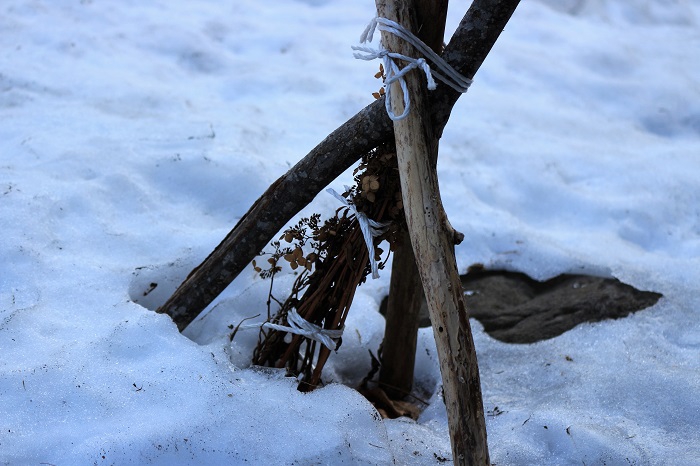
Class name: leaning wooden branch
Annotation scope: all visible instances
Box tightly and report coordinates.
[376,1,490,464]
[157,0,520,330]
[379,0,447,400]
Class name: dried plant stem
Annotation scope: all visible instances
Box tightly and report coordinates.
[253,173,395,390]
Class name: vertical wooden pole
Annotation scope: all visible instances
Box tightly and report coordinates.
[380,229,424,397]
[374,0,490,464]
[379,0,448,400]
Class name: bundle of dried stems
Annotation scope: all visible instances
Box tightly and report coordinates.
[250,145,403,391]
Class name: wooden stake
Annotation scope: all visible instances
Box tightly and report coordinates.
[380,229,424,398]
[379,0,447,400]
[374,0,490,463]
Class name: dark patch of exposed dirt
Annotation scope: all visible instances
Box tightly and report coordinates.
[380,269,662,344]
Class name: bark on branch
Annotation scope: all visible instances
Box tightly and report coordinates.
[157,0,520,330]
[376,0,490,463]
[379,0,447,401]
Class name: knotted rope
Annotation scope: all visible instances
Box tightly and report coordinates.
[262,309,343,351]
[352,16,472,120]
[327,187,388,279]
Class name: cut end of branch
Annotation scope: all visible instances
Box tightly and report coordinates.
[452,229,465,245]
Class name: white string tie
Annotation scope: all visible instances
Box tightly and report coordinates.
[327,187,388,279]
[262,309,343,351]
[352,16,472,120]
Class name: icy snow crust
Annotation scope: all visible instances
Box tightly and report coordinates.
[1,0,699,464]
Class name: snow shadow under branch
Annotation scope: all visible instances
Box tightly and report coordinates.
[128,260,195,314]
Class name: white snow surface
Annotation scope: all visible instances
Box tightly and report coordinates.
[1,0,699,464]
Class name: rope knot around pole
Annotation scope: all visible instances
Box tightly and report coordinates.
[352,16,473,121]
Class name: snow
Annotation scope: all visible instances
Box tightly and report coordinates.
[1,0,699,464]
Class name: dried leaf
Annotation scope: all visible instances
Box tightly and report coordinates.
[375,247,384,261]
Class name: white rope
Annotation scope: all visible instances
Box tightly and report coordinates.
[352,16,472,120]
[327,187,388,279]
[353,46,432,120]
[262,309,343,351]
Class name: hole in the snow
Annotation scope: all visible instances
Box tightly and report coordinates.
[379,268,662,344]
[128,260,194,312]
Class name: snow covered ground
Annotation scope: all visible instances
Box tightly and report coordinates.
[1,0,699,464]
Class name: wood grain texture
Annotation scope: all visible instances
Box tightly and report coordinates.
[379,0,447,400]
[375,0,490,463]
